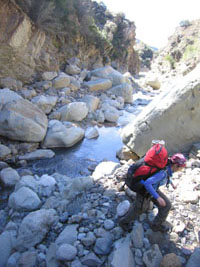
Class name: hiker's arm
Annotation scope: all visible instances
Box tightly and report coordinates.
[140,171,166,200]
[171,181,177,189]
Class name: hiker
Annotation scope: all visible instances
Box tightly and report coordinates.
[119,153,187,232]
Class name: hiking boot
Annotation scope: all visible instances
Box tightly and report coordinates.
[150,223,170,233]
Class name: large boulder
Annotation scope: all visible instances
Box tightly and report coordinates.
[84,79,112,91]
[0,99,48,142]
[122,65,200,156]
[81,95,100,112]
[110,237,135,267]
[58,102,88,122]
[16,209,56,250]
[0,88,22,104]
[91,66,126,86]
[109,83,134,103]
[8,187,41,211]
[31,95,58,114]
[42,120,84,148]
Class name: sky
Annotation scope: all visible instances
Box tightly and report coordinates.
[96,0,200,49]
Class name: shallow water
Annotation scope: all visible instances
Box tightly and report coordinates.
[26,91,154,178]
[28,126,123,177]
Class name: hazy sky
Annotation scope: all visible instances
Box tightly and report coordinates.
[97,0,200,48]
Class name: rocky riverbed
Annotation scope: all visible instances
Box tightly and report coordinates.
[0,154,200,267]
[0,63,200,266]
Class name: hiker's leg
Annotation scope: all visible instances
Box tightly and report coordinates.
[151,189,172,225]
[132,192,151,218]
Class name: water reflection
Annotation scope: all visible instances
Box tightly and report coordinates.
[30,126,123,177]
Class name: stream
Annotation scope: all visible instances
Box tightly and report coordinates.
[26,90,156,178]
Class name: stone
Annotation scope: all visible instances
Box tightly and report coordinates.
[61,176,93,201]
[38,174,56,197]
[8,186,41,211]
[94,237,113,255]
[122,64,200,156]
[18,251,37,267]
[31,95,58,114]
[85,127,99,139]
[0,231,15,267]
[56,244,77,261]
[103,106,119,122]
[18,149,55,161]
[15,175,38,192]
[91,66,126,86]
[109,83,133,103]
[42,71,57,81]
[0,161,9,170]
[0,99,48,142]
[143,244,162,267]
[0,144,11,159]
[69,79,81,91]
[131,223,144,249]
[56,224,78,245]
[104,219,115,230]
[111,236,135,267]
[146,76,161,90]
[65,64,81,75]
[180,190,199,204]
[0,88,22,104]
[34,80,52,90]
[81,252,101,266]
[186,247,200,267]
[0,167,20,187]
[92,161,120,181]
[16,209,56,250]
[116,146,139,161]
[160,253,182,267]
[20,88,37,100]
[94,109,105,123]
[0,77,22,90]
[81,95,100,112]
[42,120,84,148]
[84,78,112,91]
[7,252,21,267]
[46,243,59,267]
[117,200,131,217]
[58,102,88,122]
[81,232,96,247]
[52,72,70,88]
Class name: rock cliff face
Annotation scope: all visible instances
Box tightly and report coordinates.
[0,0,139,82]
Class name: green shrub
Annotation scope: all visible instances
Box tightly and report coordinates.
[164,54,176,69]
[183,39,200,60]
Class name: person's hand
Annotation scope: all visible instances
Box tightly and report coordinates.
[157,197,166,207]
[172,184,177,190]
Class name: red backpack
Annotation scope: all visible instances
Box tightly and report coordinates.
[125,144,168,192]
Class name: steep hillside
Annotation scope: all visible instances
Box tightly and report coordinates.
[134,40,155,71]
[0,0,139,82]
[152,19,200,77]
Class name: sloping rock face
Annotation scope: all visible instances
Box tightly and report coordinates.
[0,0,49,82]
[0,0,139,83]
[152,19,200,77]
[121,64,200,156]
